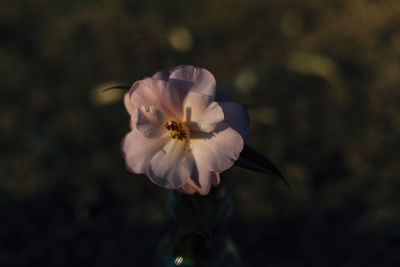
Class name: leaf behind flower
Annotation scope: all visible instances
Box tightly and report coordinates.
[235,144,290,187]
[102,85,130,92]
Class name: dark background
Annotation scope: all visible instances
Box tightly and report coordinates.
[1,0,400,266]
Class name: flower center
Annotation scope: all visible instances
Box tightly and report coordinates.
[165,121,189,140]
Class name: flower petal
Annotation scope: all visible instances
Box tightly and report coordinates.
[183,92,224,133]
[132,106,167,138]
[191,123,244,172]
[211,172,221,185]
[187,169,221,195]
[178,183,197,194]
[169,65,216,97]
[152,69,170,81]
[127,78,182,120]
[149,140,194,189]
[122,130,169,175]
[218,101,250,141]
[124,91,135,115]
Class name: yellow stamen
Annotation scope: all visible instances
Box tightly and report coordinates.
[165,121,188,140]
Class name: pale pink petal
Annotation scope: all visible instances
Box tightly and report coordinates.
[191,123,244,172]
[127,78,182,120]
[148,140,194,189]
[121,130,169,175]
[183,92,224,133]
[211,172,221,185]
[167,78,195,101]
[169,65,216,97]
[215,90,234,102]
[124,91,135,115]
[194,102,224,133]
[129,116,136,129]
[178,183,197,194]
[152,69,169,81]
[186,169,221,195]
[218,101,250,141]
[130,109,138,129]
[186,178,209,195]
[133,106,167,138]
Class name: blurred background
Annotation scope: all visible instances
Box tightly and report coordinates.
[1,0,400,266]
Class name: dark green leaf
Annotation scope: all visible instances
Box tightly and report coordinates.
[235,144,290,187]
[169,184,233,242]
[102,85,130,92]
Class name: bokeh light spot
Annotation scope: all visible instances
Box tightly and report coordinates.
[168,26,193,52]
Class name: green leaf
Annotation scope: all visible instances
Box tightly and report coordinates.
[102,85,130,92]
[169,184,233,242]
[235,144,290,187]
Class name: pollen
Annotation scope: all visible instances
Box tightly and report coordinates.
[165,121,188,140]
